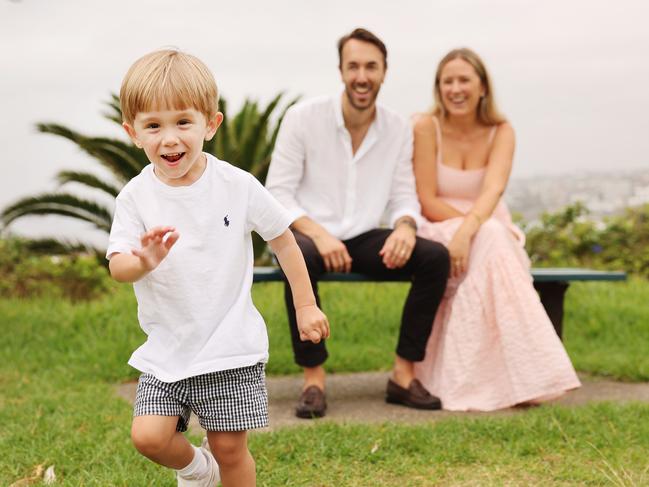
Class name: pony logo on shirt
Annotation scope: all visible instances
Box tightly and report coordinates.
[223,215,230,227]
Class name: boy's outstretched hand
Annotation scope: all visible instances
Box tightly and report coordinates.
[296,304,330,344]
[132,226,180,271]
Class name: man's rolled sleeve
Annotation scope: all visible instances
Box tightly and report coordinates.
[386,123,424,228]
[265,107,308,221]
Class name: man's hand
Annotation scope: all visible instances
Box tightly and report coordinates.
[312,232,353,273]
[379,220,417,269]
[296,304,330,343]
[132,226,180,271]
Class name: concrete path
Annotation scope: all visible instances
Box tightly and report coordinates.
[115,372,649,433]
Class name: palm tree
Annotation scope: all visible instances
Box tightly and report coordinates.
[1,93,298,259]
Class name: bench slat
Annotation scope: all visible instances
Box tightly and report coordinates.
[253,266,627,283]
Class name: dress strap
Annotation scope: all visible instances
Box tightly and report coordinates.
[432,116,443,164]
[487,125,498,146]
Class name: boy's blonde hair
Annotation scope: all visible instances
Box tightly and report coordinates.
[120,49,219,124]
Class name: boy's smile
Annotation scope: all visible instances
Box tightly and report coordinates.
[124,107,222,186]
[161,152,184,164]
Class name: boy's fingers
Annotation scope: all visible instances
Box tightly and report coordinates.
[150,225,175,235]
[308,330,321,343]
[321,319,330,338]
[164,231,180,249]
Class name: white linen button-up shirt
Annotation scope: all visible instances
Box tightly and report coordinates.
[266,95,422,241]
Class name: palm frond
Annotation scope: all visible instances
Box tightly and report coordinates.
[2,193,113,232]
[37,123,146,181]
[56,171,121,197]
[265,94,301,161]
[239,93,284,173]
[103,93,123,126]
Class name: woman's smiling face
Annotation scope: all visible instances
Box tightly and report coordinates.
[439,57,485,118]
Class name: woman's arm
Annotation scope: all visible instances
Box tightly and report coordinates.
[455,122,516,239]
[446,123,515,277]
[412,114,465,222]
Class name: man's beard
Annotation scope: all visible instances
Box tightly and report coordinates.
[344,83,379,111]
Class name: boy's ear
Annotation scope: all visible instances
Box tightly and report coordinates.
[122,122,142,148]
[205,112,224,141]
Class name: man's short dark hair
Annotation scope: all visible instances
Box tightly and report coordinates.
[337,28,387,69]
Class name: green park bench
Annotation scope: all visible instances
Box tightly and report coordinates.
[253,267,627,339]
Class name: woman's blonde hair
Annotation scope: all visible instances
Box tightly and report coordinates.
[120,49,219,124]
[432,48,505,125]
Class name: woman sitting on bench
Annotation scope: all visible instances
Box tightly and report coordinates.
[411,48,581,411]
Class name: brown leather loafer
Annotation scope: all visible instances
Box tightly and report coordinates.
[295,385,327,419]
[386,379,442,410]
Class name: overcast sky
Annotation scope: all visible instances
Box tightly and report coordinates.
[1,0,648,243]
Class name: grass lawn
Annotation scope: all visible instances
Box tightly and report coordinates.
[2,278,648,485]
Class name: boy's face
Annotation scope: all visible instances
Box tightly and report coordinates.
[123,107,223,186]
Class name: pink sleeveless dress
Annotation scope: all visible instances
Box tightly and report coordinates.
[414,120,581,411]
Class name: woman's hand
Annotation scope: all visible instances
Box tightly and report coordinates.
[447,230,471,278]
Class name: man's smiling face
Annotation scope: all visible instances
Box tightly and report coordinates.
[339,39,386,112]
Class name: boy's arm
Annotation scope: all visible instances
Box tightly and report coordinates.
[267,229,330,343]
[109,226,179,283]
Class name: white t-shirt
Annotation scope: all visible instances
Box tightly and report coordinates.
[106,154,292,382]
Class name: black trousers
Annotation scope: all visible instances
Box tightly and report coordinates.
[283,229,450,368]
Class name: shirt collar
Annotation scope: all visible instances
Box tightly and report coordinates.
[333,92,383,132]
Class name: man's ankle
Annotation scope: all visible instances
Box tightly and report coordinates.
[302,365,326,391]
[391,356,414,388]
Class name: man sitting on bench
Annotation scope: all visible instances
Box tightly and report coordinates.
[266,28,450,418]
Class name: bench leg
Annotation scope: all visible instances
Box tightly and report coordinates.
[533,281,570,340]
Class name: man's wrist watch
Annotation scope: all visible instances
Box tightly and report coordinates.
[396,218,417,231]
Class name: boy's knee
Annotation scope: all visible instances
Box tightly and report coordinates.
[208,432,249,467]
[131,424,172,457]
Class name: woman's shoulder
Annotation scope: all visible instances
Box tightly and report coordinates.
[411,112,437,134]
[492,120,513,133]
[492,121,515,141]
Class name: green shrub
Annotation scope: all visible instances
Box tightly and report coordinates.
[521,202,649,277]
[0,238,112,300]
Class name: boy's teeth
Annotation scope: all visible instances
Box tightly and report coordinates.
[162,153,183,162]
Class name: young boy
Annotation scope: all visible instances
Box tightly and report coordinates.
[107,49,329,487]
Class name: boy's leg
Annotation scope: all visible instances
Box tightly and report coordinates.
[132,372,204,474]
[206,431,254,487]
[131,415,194,468]
[192,365,266,485]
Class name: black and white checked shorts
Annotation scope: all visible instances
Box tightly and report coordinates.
[133,362,268,432]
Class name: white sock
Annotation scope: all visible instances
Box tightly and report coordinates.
[176,445,208,480]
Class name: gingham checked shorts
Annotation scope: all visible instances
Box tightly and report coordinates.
[133,362,268,432]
